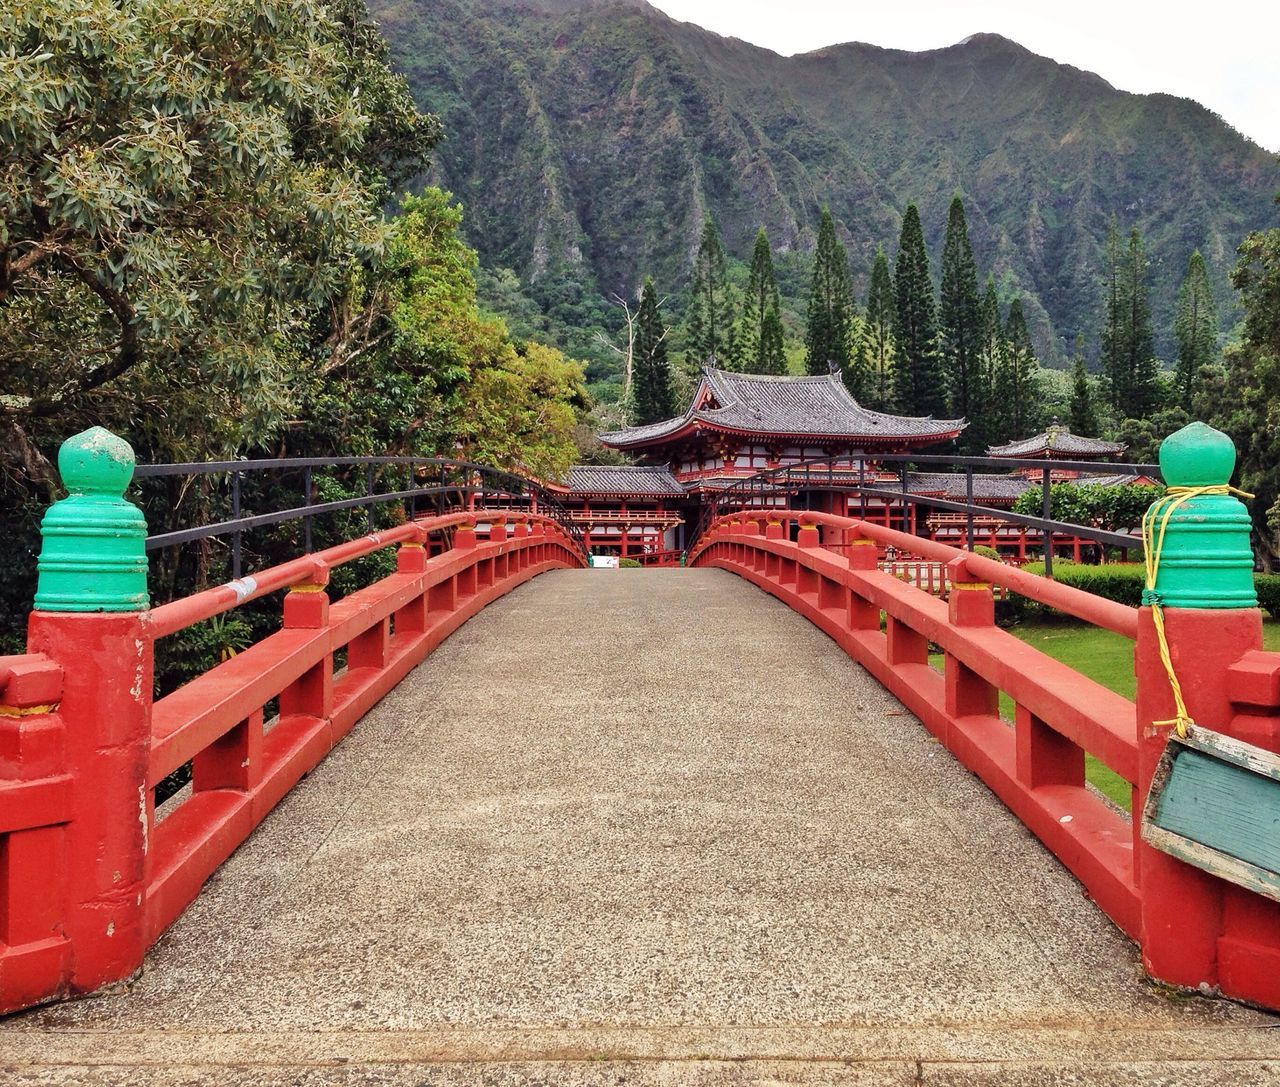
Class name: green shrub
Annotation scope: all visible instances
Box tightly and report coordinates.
[971,544,1002,563]
[619,557,641,568]
[1257,574,1280,619]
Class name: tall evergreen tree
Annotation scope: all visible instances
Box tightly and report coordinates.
[685,217,733,369]
[742,228,786,375]
[1174,249,1219,409]
[939,195,982,444]
[805,207,855,377]
[1100,220,1160,419]
[860,244,897,410]
[971,276,1007,450]
[632,279,674,426]
[1002,297,1041,437]
[892,203,947,417]
[1067,333,1098,436]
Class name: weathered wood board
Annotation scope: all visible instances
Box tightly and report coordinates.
[1142,726,1280,903]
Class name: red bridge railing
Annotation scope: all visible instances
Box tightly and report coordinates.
[0,428,584,1014]
[689,506,1280,1010]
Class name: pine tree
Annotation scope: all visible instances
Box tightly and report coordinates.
[972,276,1007,449]
[742,228,786,374]
[1003,297,1041,437]
[939,195,982,444]
[1067,333,1098,436]
[859,245,897,410]
[805,207,855,378]
[1174,249,1219,409]
[1100,220,1160,420]
[1100,218,1127,413]
[632,279,674,426]
[892,203,947,417]
[685,217,732,368]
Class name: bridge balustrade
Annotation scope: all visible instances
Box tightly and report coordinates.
[0,431,585,1014]
[689,503,1280,1011]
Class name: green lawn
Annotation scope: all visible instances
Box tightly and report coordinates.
[930,618,1280,811]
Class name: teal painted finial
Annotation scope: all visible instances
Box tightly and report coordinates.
[1143,422,1256,611]
[35,427,149,613]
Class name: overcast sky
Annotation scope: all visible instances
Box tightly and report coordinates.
[647,0,1280,152]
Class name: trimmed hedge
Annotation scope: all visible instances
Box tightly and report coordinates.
[1011,561,1280,619]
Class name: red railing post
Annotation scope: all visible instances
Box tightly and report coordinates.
[22,428,152,1002]
[943,558,998,722]
[280,560,333,722]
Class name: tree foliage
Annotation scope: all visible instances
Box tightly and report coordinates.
[1174,249,1219,408]
[742,228,785,375]
[892,203,946,417]
[1012,482,1164,534]
[804,208,855,379]
[1100,221,1160,420]
[632,279,674,425]
[859,245,896,410]
[939,195,981,442]
[685,217,735,369]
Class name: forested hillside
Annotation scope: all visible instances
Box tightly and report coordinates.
[372,0,1278,372]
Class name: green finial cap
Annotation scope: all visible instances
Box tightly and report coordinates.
[35,427,149,613]
[1159,420,1237,488]
[1143,421,1255,610]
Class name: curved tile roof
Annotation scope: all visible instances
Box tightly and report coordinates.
[987,425,1126,459]
[600,368,965,449]
[562,465,684,496]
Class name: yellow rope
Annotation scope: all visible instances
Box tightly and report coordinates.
[1140,483,1253,737]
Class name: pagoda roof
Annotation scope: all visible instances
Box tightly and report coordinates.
[987,425,1126,459]
[558,464,684,496]
[600,368,965,450]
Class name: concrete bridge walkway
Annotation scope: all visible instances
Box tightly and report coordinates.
[2,569,1277,1085]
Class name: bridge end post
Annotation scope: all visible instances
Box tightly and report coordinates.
[24,427,152,1001]
[1135,422,1267,997]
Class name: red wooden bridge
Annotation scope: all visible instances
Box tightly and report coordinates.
[2,428,1280,1083]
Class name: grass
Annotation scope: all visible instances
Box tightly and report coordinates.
[929,618,1280,811]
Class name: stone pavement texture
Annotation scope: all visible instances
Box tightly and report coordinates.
[2,569,1278,1085]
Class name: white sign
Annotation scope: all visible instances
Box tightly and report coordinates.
[589,555,620,569]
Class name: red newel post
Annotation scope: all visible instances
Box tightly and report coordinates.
[1135,423,1263,994]
[26,428,152,997]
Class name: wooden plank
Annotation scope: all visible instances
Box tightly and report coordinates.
[1143,727,1280,904]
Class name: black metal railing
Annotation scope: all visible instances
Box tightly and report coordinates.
[133,456,588,575]
[690,451,1162,576]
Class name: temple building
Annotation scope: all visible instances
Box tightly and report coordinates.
[548,367,964,560]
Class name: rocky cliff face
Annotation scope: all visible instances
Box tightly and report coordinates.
[372,0,1278,363]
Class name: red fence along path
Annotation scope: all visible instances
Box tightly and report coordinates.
[1,455,584,1013]
[688,507,1280,1010]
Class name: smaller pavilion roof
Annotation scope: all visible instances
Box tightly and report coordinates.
[560,465,684,496]
[986,424,1126,460]
[600,368,965,450]
[906,473,1033,504]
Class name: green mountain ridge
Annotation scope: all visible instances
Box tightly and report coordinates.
[372,0,1278,371]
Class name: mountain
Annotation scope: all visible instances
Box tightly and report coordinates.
[370,0,1278,370]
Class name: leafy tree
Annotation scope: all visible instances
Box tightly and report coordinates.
[939,196,982,443]
[1174,250,1219,408]
[1002,297,1041,438]
[892,203,947,417]
[0,0,441,488]
[742,229,786,375]
[1013,482,1165,534]
[685,217,735,369]
[1067,334,1099,436]
[805,208,855,379]
[632,279,674,425]
[859,245,897,410]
